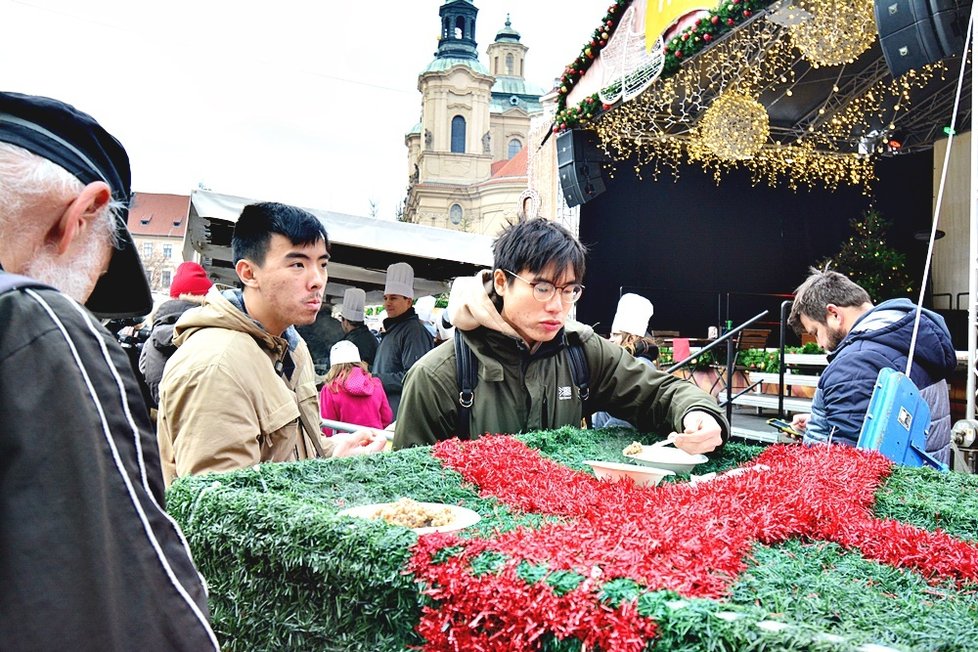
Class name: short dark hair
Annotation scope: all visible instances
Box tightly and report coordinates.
[492,218,587,284]
[231,202,329,265]
[788,267,872,334]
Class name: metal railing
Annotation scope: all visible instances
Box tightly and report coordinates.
[665,310,769,425]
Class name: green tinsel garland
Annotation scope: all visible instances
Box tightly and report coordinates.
[167,428,978,651]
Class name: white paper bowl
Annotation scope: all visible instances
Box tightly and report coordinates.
[624,446,708,474]
[584,460,675,487]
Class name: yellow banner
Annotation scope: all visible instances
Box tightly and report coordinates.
[645,0,710,50]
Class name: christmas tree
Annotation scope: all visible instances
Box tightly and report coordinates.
[819,209,916,303]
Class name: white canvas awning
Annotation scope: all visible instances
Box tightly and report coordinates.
[184,190,493,303]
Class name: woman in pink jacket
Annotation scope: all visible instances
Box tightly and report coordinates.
[320,341,393,435]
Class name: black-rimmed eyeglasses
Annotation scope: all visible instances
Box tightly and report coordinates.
[504,270,584,304]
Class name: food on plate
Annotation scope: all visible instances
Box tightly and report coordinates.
[371,498,453,529]
[622,441,643,456]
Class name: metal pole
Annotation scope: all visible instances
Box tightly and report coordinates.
[970,8,977,420]
[778,300,791,419]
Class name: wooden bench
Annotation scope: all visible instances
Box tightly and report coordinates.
[747,372,820,387]
[720,391,812,413]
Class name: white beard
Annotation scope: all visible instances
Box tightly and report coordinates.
[21,231,108,304]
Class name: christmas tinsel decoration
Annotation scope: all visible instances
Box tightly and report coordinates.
[167,427,978,651]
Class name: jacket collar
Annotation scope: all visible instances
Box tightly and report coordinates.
[383,306,418,331]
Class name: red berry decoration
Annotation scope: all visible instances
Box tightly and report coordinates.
[704,33,712,41]
[682,33,689,41]
[743,9,752,16]
[602,103,612,110]
[727,17,735,25]
[711,15,720,24]
[675,50,683,58]
[599,40,606,46]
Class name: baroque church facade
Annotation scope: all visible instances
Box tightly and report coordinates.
[403,0,545,235]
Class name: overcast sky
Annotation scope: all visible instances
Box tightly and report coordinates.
[3,0,602,219]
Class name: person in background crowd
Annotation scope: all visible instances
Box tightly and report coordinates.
[414,294,438,342]
[373,262,434,416]
[157,202,385,487]
[295,300,345,380]
[0,91,218,650]
[393,218,727,454]
[139,261,213,407]
[339,287,378,367]
[320,340,392,435]
[592,293,659,429]
[788,267,957,464]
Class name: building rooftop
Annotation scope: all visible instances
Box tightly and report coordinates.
[127,192,191,237]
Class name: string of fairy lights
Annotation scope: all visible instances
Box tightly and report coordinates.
[587,0,948,193]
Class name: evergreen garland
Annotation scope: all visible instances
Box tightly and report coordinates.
[167,428,978,651]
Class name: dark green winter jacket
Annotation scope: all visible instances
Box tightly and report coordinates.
[392,320,728,449]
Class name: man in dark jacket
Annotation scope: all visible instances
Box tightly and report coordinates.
[374,262,434,416]
[393,219,727,453]
[339,287,378,367]
[0,92,218,650]
[139,261,213,406]
[788,268,958,464]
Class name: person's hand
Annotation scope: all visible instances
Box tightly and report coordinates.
[330,429,387,457]
[672,410,723,455]
[790,413,810,432]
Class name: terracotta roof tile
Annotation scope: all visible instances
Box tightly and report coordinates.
[127,192,191,237]
[490,147,527,178]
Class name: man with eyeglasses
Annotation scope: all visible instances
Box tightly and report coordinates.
[392,218,727,453]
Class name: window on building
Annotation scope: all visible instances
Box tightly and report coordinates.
[162,270,171,287]
[505,53,514,75]
[449,203,463,225]
[508,138,522,159]
[455,16,464,39]
[451,115,466,153]
[142,242,153,258]
[163,244,173,259]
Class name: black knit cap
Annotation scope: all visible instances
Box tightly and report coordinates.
[0,91,152,318]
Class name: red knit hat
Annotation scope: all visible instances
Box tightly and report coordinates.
[169,262,213,298]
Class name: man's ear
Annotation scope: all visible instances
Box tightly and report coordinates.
[235,258,260,288]
[492,268,508,295]
[50,181,112,255]
[825,303,842,325]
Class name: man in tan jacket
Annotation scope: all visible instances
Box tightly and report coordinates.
[157,202,385,486]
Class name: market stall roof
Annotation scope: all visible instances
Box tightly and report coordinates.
[185,190,493,303]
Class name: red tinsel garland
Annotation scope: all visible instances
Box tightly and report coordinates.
[406,436,978,651]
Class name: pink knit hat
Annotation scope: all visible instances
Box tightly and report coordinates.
[169,262,213,298]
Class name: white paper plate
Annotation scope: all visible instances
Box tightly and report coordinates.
[624,445,708,474]
[338,501,481,535]
[584,460,674,487]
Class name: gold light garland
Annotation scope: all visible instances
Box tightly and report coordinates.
[697,91,770,161]
[788,0,877,68]
[591,11,946,194]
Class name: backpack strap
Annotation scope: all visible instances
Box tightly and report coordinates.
[453,329,593,438]
[565,335,590,402]
[0,271,54,296]
[454,329,477,440]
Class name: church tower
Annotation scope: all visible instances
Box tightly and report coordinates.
[404,3,544,233]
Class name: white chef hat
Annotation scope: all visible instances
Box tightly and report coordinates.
[341,288,366,322]
[414,295,436,323]
[384,262,415,298]
[610,293,654,337]
[329,340,361,366]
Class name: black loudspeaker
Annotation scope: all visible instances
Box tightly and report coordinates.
[874,0,971,78]
[557,129,608,208]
